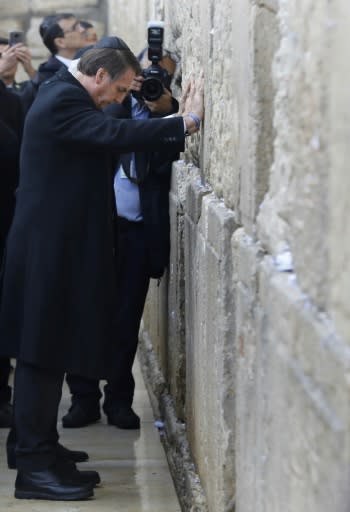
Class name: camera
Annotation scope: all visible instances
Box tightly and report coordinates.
[139,21,171,102]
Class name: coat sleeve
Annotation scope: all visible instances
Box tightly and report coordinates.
[49,85,185,154]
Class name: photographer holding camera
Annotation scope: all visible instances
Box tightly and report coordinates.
[62,29,190,430]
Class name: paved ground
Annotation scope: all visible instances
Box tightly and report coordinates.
[0,360,181,512]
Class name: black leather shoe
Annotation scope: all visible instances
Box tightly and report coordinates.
[14,464,94,501]
[0,402,13,428]
[7,442,89,470]
[56,458,100,487]
[106,405,140,430]
[57,443,89,463]
[62,403,101,428]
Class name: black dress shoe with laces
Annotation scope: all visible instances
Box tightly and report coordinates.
[0,402,13,428]
[106,405,140,430]
[14,463,94,501]
[62,403,101,428]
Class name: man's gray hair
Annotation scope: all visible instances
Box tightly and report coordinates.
[78,48,141,80]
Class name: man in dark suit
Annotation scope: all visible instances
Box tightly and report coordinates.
[0,45,203,501]
[34,13,85,85]
[63,39,180,430]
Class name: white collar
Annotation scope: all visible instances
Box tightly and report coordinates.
[55,55,73,68]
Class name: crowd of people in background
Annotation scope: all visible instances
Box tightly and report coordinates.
[0,11,203,501]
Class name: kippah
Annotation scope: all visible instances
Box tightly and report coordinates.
[94,36,130,51]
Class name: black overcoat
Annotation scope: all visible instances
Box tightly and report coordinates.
[0,68,184,378]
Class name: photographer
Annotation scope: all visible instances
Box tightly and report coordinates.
[63,34,181,430]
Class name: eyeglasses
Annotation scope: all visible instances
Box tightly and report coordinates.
[62,28,78,36]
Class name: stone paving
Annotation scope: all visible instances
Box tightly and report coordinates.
[0,360,181,512]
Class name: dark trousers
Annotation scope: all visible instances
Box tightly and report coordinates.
[66,219,151,412]
[0,356,11,404]
[9,360,64,470]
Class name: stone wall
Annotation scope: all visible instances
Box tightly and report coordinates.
[139,1,350,512]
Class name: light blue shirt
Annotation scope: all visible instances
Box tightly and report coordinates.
[114,97,149,221]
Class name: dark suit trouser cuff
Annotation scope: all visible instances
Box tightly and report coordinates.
[13,360,63,471]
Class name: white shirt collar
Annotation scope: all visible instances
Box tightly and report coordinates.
[55,55,73,68]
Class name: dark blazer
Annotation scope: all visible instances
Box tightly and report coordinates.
[0,68,185,379]
[34,55,65,84]
[105,96,179,278]
[11,80,38,116]
[8,56,65,116]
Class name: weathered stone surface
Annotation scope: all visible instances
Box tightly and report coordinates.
[258,0,330,308]
[185,187,237,512]
[232,229,264,512]
[256,258,350,512]
[107,0,150,55]
[328,1,350,344]
[238,4,279,235]
[30,0,99,9]
[167,161,204,419]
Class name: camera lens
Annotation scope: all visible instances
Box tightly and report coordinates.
[141,78,164,102]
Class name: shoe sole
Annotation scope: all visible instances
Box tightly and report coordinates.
[62,417,101,428]
[15,488,94,500]
[107,418,140,430]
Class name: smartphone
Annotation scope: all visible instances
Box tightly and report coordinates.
[8,30,25,46]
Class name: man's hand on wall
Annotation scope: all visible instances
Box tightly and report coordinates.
[180,72,204,135]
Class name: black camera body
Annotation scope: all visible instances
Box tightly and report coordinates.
[140,21,171,102]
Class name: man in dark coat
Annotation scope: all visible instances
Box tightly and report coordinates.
[0,46,203,501]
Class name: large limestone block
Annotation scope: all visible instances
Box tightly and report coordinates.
[232,228,265,512]
[258,0,330,308]
[239,3,279,235]
[256,258,350,512]
[185,184,237,512]
[142,276,169,379]
[328,0,350,344]
[167,161,208,419]
[204,0,240,208]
